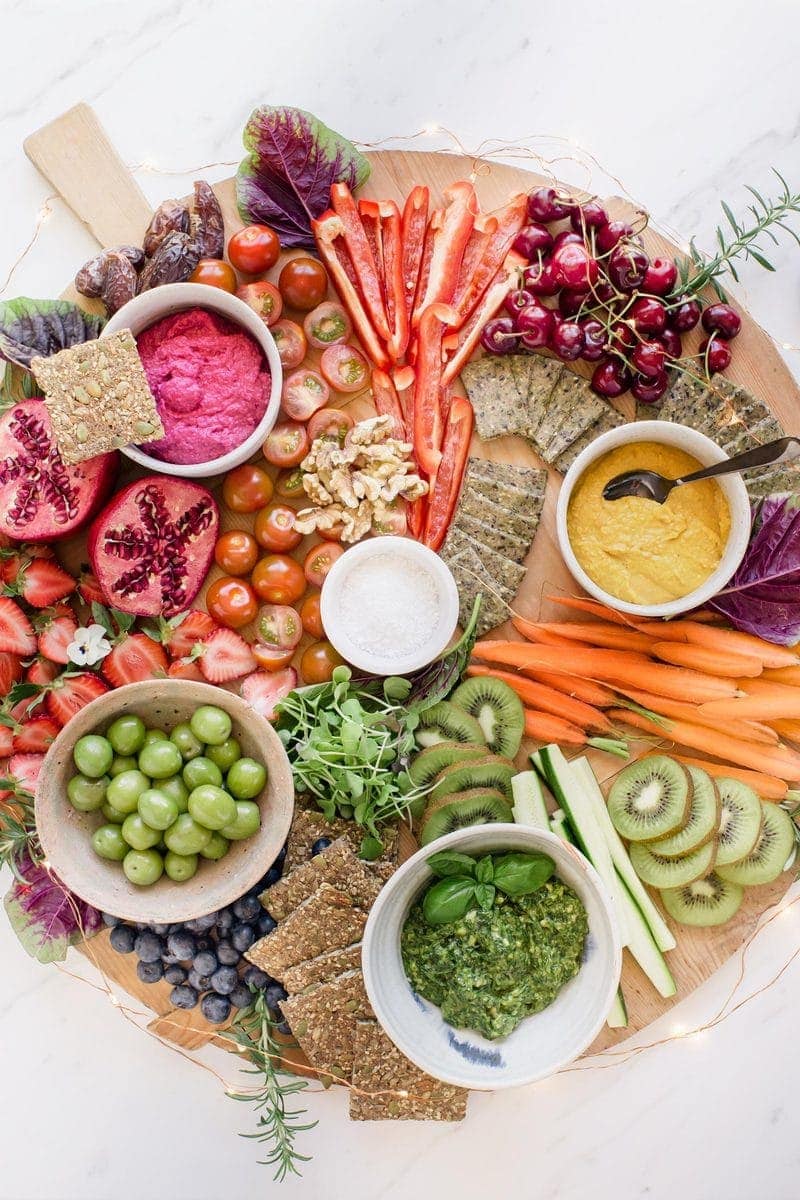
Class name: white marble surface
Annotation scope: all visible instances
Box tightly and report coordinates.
[2,2,800,1197]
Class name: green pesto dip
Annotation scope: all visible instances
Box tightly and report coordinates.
[401,877,588,1041]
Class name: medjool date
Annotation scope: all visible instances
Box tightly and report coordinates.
[75,245,145,299]
[138,231,201,291]
[142,199,190,257]
[191,181,224,259]
[101,251,139,314]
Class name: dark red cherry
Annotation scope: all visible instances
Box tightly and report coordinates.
[552,230,583,252]
[607,243,650,291]
[658,327,683,360]
[516,304,554,349]
[591,357,631,398]
[527,187,573,223]
[512,223,554,260]
[551,242,599,289]
[632,370,669,403]
[596,221,633,254]
[523,260,560,297]
[700,336,732,374]
[579,317,607,361]
[559,288,590,318]
[593,280,617,303]
[701,303,742,340]
[632,340,667,379]
[630,296,667,335]
[667,296,701,332]
[504,287,537,318]
[480,316,517,355]
[549,318,585,360]
[608,320,637,351]
[643,257,678,296]
[570,199,608,233]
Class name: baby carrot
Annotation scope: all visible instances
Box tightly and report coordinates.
[466,664,614,732]
[700,679,800,721]
[650,640,764,678]
[512,617,654,653]
[768,719,800,743]
[762,666,800,686]
[656,753,789,802]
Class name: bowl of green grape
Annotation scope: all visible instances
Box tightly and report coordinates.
[36,680,294,922]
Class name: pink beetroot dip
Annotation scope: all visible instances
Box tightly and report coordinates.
[137,307,270,465]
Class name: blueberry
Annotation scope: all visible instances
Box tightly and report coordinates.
[311,837,332,857]
[233,894,262,922]
[229,984,253,1010]
[102,912,121,927]
[194,936,212,953]
[150,922,170,936]
[262,864,282,888]
[275,1019,290,1036]
[186,913,217,933]
[231,922,256,952]
[201,992,232,1024]
[188,969,213,992]
[265,983,287,1011]
[164,964,187,986]
[160,952,182,966]
[193,949,218,976]
[134,932,163,963]
[170,984,199,1010]
[215,908,234,935]
[277,844,287,864]
[136,959,164,984]
[109,925,136,954]
[210,965,239,995]
[258,912,277,936]
[166,930,197,961]
[216,940,241,967]
[243,965,270,990]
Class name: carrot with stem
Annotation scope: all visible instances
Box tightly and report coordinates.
[543,595,635,626]
[466,664,614,732]
[614,686,780,746]
[522,669,618,708]
[512,617,654,653]
[634,619,799,669]
[650,640,764,678]
[523,709,629,757]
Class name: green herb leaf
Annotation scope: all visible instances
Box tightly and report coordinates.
[474,882,496,912]
[492,852,555,897]
[422,877,477,925]
[426,850,478,879]
[359,835,384,861]
[474,855,494,884]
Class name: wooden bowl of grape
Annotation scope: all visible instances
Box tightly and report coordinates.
[36,680,294,923]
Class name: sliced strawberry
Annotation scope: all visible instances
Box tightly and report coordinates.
[8,752,45,796]
[198,629,256,684]
[4,557,76,608]
[46,672,109,727]
[102,633,168,687]
[0,598,36,656]
[36,608,79,665]
[8,693,43,722]
[26,657,60,687]
[0,725,14,757]
[240,668,298,721]
[77,567,105,607]
[167,658,205,682]
[0,651,24,694]
[12,715,59,754]
[163,610,217,660]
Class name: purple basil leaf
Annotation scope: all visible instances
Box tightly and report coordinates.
[3,851,101,964]
[709,494,800,644]
[236,106,371,249]
[0,297,106,369]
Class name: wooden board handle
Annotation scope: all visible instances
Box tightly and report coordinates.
[24,103,153,249]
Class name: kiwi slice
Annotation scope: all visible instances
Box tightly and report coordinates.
[648,768,720,857]
[450,677,525,758]
[717,802,795,886]
[714,778,764,867]
[407,742,487,789]
[415,701,486,749]
[607,756,691,842]
[422,786,507,823]
[420,790,513,846]
[429,755,516,803]
[660,872,744,928]
[629,840,716,888]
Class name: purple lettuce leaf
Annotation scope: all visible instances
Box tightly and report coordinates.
[3,852,102,964]
[709,494,800,644]
[0,297,106,369]
[236,106,371,249]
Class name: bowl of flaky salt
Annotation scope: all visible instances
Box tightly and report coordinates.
[320,537,460,677]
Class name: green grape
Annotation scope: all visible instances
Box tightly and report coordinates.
[121,813,161,851]
[164,851,198,882]
[67,774,108,813]
[182,756,223,791]
[73,734,114,779]
[137,788,179,831]
[123,849,164,886]
[106,714,146,756]
[190,705,232,746]
[205,738,241,772]
[91,824,128,861]
[220,800,261,841]
[106,769,151,815]
[138,739,182,780]
[226,757,267,800]
[170,723,204,761]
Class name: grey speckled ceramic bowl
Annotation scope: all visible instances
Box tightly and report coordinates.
[362,824,621,1090]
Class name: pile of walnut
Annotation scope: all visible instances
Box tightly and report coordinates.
[295,415,428,543]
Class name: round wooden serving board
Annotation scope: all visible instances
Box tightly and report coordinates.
[22,104,800,1064]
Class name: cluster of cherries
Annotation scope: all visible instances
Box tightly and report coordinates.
[481,187,742,403]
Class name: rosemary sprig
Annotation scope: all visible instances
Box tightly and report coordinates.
[0,783,38,880]
[674,169,800,301]
[223,989,316,1180]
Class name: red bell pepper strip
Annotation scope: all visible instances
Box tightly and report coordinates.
[409,496,428,541]
[441,251,525,388]
[424,393,474,551]
[453,213,497,308]
[412,181,476,327]
[377,199,410,362]
[371,369,406,440]
[330,183,391,343]
[412,207,441,321]
[452,193,527,322]
[358,199,385,298]
[413,302,459,476]
[312,210,390,370]
[392,364,415,392]
[401,185,429,320]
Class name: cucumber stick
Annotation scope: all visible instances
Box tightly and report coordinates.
[606,987,628,1029]
[550,809,574,843]
[511,771,550,830]
[571,757,676,953]
[617,870,676,998]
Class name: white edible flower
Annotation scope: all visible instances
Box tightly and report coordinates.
[67,623,112,667]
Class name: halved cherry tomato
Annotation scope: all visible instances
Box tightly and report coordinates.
[257,604,303,651]
[252,643,296,672]
[373,499,408,536]
[251,554,306,604]
[236,281,282,327]
[228,224,280,274]
[306,407,355,446]
[318,522,344,542]
[254,502,302,552]
[206,576,258,629]
[270,319,308,370]
[299,592,324,639]
[222,464,274,513]
[320,344,370,393]
[275,466,305,499]
[278,257,328,311]
[303,301,351,349]
[303,542,345,587]
[300,640,344,684]
[189,258,237,292]
[281,369,330,421]
[214,530,259,576]
[262,421,310,468]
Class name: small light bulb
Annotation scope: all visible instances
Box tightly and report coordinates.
[423,123,440,137]
[670,1022,686,1037]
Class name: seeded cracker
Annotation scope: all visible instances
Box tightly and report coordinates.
[246,884,369,978]
[349,1021,467,1122]
[451,509,533,562]
[522,354,564,437]
[279,969,374,1080]
[507,354,535,407]
[533,370,605,463]
[282,944,363,993]
[465,455,544,497]
[553,406,626,474]
[31,330,164,465]
[441,543,513,635]
[456,487,542,540]
[460,358,526,440]
[260,838,381,921]
[442,526,527,592]
[282,806,399,882]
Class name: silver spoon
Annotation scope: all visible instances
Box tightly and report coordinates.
[602,436,800,503]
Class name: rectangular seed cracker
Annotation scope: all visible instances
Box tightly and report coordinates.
[279,969,374,1080]
[552,405,626,474]
[455,487,543,539]
[282,944,363,994]
[260,838,381,921]
[282,807,399,882]
[531,369,603,462]
[460,357,526,440]
[442,526,527,591]
[523,354,564,434]
[349,1021,468,1122]
[441,543,514,635]
[451,509,533,561]
[246,884,369,979]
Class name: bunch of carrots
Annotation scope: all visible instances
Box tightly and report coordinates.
[469,595,800,801]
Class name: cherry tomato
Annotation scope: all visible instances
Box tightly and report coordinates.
[278,257,328,311]
[303,301,351,349]
[189,259,237,292]
[236,282,282,327]
[373,500,408,536]
[281,369,330,421]
[214,530,259,576]
[222,464,274,513]
[206,576,258,629]
[275,467,305,500]
[251,555,306,604]
[320,344,370,393]
[300,640,344,684]
[262,421,310,469]
[306,407,355,446]
[318,522,344,542]
[299,592,324,639]
[254,502,302,552]
[252,643,296,672]
[228,224,280,274]
[303,542,345,588]
[257,604,303,651]
[270,319,308,370]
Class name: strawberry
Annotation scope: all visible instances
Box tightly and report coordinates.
[0,652,24,693]
[240,668,298,721]
[3,556,76,608]
[7,752,45,796]
[102,633,168,687]
[167,658,205,682]
[36,608,79,665]
[76,567,106,608]
[12,715,59,754]
[163,610,217,660]
[198,629,256,683]
[0,725,13,757]
[46,672,108,727]
[26,657,60,687]
[0,597,36,656]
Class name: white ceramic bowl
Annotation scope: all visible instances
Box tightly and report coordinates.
[362,824,621,1090]
[556,419,752,619]
[320,537,460,676]
[103,282,283,477]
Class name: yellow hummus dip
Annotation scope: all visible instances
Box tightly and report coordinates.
[567,442,731,605]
